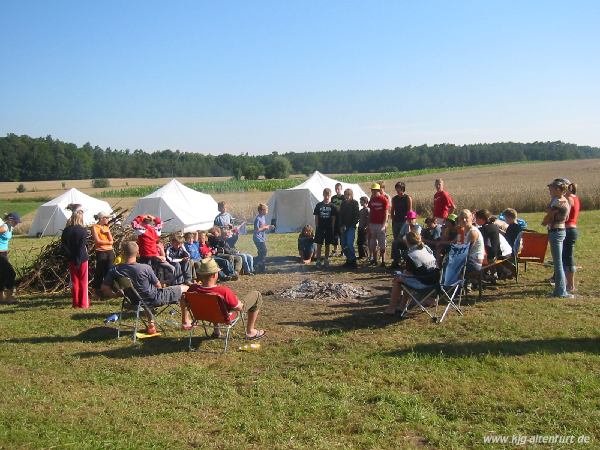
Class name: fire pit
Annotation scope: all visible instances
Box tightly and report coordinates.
[278,279,371,301]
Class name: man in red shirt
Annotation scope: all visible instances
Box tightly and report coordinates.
[183,258,265,340]
[367,183,390,266]
[433,179,456,225]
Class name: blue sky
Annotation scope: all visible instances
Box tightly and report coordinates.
[1,0,599,154]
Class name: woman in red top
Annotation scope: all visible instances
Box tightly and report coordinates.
[563,182,580,293]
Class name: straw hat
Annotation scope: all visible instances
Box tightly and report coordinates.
[196,258,220,275]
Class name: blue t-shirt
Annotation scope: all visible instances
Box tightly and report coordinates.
[0,220,13,251]
[184,241,201,261]
[253,214,266,243]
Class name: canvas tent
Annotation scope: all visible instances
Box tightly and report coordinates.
[266,171,369,233]
[28,188,113,237]
[125,179,219,233]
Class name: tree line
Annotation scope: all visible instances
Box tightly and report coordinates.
[1,133,599,182]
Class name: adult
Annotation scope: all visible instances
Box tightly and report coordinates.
[433,179,456,225]
[183,258,265,340]
[542,179,572,298]
[564,181,580,293]
[0,212,21,304]
[61,204,89,308]
[91,211,114,297]
[390,181,412,241]
[456,209,484,275]
[101,241,189,335]
[214,201,239,248]
[338,188,360,268]
[367,183,389,266]
[330,183,345,257]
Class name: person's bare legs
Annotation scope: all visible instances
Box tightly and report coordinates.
[566,270,575,292]
[386,277,402,314]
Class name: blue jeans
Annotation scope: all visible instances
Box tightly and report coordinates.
[341,226,357,262]
[254,240,267,268]
[239,252,254,274]
[549,229,567,297]
[562,228,578,273]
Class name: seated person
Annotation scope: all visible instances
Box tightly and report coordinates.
[214,201,239,247]
[155,241,176,285]
[208,226,244,274]
[198,230,238,281]
[165,234,192,285]
[182,258,266,339]
[434,213,459,265]
[297,224,316,264]
[391,210,422,268]
[386,232,439,315]
[502,208,522,252]
[101,241,189,335]
[421,216,441,244]
[456,209,484,280]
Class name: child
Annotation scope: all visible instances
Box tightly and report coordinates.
[357,196,370,259]
[298,225,316,264]
[391,210,422,269]
[313,188,337,268]
[208,226,243,274]
[502,208,521,252]
[214,201,239,247]
[330,183,345,256]
[339,188,360,268]
[197,231,236,282]
[421,217,441,244]
[253,204,274,273]
[165,234,192,285]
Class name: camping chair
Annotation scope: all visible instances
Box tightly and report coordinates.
[399,243,469,323]
[513,231,548,283]
[184,291,246,353]
[113,276,180,343]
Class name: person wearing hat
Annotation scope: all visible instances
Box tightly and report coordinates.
[0,212,21,304]
[91,211,114,297]
[433,179,456,226]
[183,258,265,340]
[367,182,390,266]
[542,178,573,298]
[390,210,422,269]
[101,241,190,335]
[61,204,90,308]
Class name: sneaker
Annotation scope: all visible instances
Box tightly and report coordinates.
[560,293,575,299]
[145,324,157,335]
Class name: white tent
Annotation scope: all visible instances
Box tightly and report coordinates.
[28,188,113,237]
[125,179,219,233]
[266,171,369,233]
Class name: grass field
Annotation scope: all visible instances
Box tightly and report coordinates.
[1,211,598,449]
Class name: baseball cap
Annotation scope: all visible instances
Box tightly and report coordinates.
[5,212,21,224]
[370,183,381,190]
[447,213,458,222]
[406,210,418,219]
[547,178,569,188]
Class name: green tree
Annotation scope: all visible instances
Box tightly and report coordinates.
[264,156,292,179]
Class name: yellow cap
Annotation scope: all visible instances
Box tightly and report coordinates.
[370,183,381,190]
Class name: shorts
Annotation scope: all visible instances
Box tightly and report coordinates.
[151,285,183,306]
[314,226,334,245]
[368,223,387,249]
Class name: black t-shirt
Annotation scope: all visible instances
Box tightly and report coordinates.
[314,202,336,229]
[391,195,411,223]
[61,225,89,265]
[480,222,500,260]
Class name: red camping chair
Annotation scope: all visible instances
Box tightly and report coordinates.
[515,231,549,282]
[184,291,245,353]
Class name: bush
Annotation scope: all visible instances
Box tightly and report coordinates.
[91,178,110,188]
[264,156,293,179]
[16,183,26,193]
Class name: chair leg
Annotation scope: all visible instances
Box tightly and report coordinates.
[224,327,232,353]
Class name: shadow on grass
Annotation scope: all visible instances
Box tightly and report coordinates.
[3,326,117,344]
[9,296,70,310]
[380,336,600,358]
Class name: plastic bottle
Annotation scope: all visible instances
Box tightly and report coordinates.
[104,313,120,324]
[238,343,261,352]
[163,318,179,328]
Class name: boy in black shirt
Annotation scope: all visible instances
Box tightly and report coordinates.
[330,183,345,256]
[313,188,337,268]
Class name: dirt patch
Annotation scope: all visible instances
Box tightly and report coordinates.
[277,279,371,301]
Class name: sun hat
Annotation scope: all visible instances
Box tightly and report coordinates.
[547,178,569,188]
[5,212,21,224]
[95,211,112,220]
[197,258,220,275]
[406,210,418,219]
[370,183,381,190]
[447,213,458,222]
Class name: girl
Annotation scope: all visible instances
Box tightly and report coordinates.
[456,209,484,275]
[91,211,114,297]
[61,204,90,308]
[564,182,580,293]
[298,224,316,264]
[0,212,21,304]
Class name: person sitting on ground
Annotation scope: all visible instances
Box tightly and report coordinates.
[165,234,192,285]
[391,210,422,269]
[101,241,189,335]
[357,196,370,260]
[182,258,266,340]
[208,226,243,275]
[421,216,441,246]
[385,232,439,315]
[298,224,316,264]
[214,201,239,248]
[313,188,337,268]
[197,231,237,281]
[338,188,360,268]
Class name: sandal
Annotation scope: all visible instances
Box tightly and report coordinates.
[245,330,266,341]
[181,323,197,331]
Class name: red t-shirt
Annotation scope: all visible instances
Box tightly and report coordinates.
[132,215,162,257]
[368,195,389,225]
[433,190,455,219]
[565,195,580,227]
[187,284,240,319]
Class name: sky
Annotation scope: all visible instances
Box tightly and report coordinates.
[1,0,599,155]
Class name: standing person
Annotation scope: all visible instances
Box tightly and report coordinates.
[61,204,90,309]
[330,183,345,256]
[390,181,413,241]
[357,196,370,260]
[433,179,456,225]
[564,182,580,293]
[253,203,274,273]
[214,201,239,247]
[91,211,114,298]
[542,179,572,298]
[313,188,337,268]
[0,212,21,304]
[367,183,390,266]
[338,188,360,268]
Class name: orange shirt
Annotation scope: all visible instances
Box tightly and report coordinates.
[92,224,113,251]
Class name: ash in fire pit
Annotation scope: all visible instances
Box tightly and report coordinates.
[278,279,371,300]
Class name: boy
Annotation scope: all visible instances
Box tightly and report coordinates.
[368,183,389,266]
[502,208,521,252]
[357,196,370,259]
[313,188,337,268]
[330,183,345,256]
[253,204,274,273]
[165,234,192,285]
[214,201,239,247]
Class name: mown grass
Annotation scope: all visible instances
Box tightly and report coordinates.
[0,199,48,218]
[1,211,599,448]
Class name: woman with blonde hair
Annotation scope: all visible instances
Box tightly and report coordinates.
[61,204,90,308]
[456,209,484,274]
